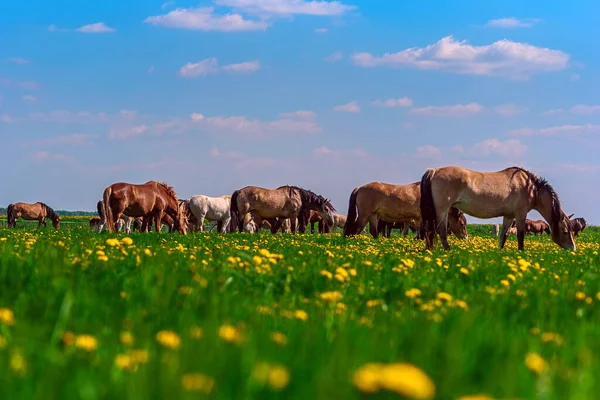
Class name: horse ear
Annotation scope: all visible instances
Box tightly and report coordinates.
[567,213,574,219]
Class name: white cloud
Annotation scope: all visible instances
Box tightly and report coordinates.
[214,0,356,17]
[9,57,29,65]
[162,1,175,9]
[179,58,219,77]
[221,60,261,73]
[333,101,360,113]
[179,58,261,77]
[108,125,149,140]
[416,145,442,158]
[470,138,527,158]
[410,103,483,117]
[76,22,115,33]
[312,146,369,159]
[30,151,76,165]
[21,95,38,103]
[28,134,97,146]
[371,97,413,108]
[324,51,343,63]
[144,7,268,31]
[571,105,600,115]
[189,111,322,138]
[351,36,570,80]
[315,27,328,33]
[486,17,540,28]
[494,104,527,116]
[1,115,15,123]
[507,124,600,137]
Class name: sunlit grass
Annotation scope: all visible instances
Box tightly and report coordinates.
[0,223,599,399]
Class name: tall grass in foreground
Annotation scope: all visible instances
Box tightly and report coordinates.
[0,224,599,399]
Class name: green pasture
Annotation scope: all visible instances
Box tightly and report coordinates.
[0,220,599,399]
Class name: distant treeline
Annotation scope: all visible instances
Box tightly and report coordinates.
[0,207,97,217]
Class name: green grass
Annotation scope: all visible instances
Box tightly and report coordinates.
[0,222,599,400]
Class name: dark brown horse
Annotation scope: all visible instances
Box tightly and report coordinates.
[343,181,468,240]
[569,216,587,237]
[7,202,60,228]
[420,166,575,251]
[230,185,335,234]
[378,220,417,238]
[102,181,187,234]
[90,217,101,229]
[525,219,550,235]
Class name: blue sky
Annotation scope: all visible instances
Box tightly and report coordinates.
[1,0,600,224]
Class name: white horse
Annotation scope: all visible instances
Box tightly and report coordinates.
[188,195,232,233]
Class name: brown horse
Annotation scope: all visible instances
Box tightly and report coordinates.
[141,213,175,232]
[343,181,468,240]
[90,217,101,229]
[230,185,335,234]
[525,219,550,235]
[378,220,418,238]
[7,202,60,228]
[329,214,347,233]
[420,166,575,251]
[102,181,187,234]
[569,216,587,237]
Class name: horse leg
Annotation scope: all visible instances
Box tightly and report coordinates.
[437,214,450,250]
[221,217,231,234]
[271,218,283,234]
[515,217,527,251]
[198,215,205,232]
[290,217,297,234]
[368,215,379,239]
[498,217,514,249]
[155,211,163,233]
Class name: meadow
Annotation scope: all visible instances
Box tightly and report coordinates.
[1,218,599,400]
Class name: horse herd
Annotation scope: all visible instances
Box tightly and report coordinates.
[4,165,590,251]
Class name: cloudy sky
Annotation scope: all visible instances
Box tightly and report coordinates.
[1,0,599,224]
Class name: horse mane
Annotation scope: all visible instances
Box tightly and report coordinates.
[512,167,566,233]
[278,185,336,212]
[39,202,59,220]
[157,181,178,202]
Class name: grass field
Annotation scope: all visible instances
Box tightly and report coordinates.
[1,220,599,400]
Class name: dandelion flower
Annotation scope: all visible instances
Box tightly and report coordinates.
[0,308,15,326]
[181,373,215,393]
[75,334,98,352]
[156,330,181,349]
[525,352,547,375]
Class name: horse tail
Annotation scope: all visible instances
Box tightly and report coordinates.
[230,190,241,232]
[103,186,115,233]
[6,203,14,227]
[420,168,437,247]
[343,187,359,237]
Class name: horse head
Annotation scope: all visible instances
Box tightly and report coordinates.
[447,207,468,240]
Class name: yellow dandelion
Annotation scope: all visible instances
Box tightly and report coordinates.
[105,238,120,247]
[156,330,181,349]
[115,354,133,370]
[120,237,133,246]
[294,310,308,321]
[270,331,288,346]
[181,373,215,393]
[575,291,586,301]
[320,270,333,279]
[75,334,98,352]
[377,363,435,399]
[0,308,15,326]
[457,395,495,400]
[525,352,548,375]
[319,291,343,302]
[405,288,422,299]
[437,292,453,302]
[218,325,242,343]
[268,365,290,391]
[353,363,383,393]
[120,331,134,346]
[460,267,469,275]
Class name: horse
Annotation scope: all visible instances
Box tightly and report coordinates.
[569,216,587,237]
[187,195,232,233]
[420,166,575,251]
[6,202,61,228]
[102,181,187,234]
[329,214,347,233]
[141,214,174,232]
[378,220,418,238]
[230,185,335,234]
[96,200,137,234]
[525,219,550,235]
[90,217,101,230]
[343,181,468,240]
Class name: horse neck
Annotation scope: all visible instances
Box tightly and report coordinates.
[534,189,556,229]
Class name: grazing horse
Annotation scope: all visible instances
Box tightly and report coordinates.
[230,185,335,234]
[96,200,137,234]
[329,214,347,233]
[102,181,187,234]
[343,181,468,240]
[141,214,174,232]
[420,166,575,251]
[569,216,587,237]
[7,202,61,228]
[525,219,550,235]
[378,220,418,238]
[188,195,232,233]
